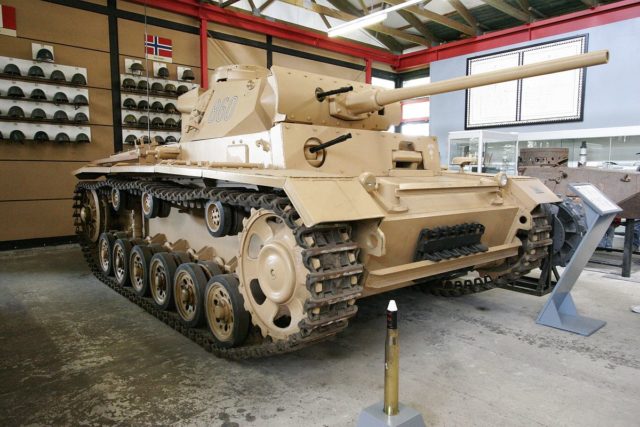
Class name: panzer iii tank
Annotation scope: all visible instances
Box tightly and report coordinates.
[73,50,609,358]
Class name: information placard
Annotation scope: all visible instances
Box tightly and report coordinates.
[571,184,622,215]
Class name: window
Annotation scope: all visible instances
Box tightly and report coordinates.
[400,75,430,136]
[372,76,396,132]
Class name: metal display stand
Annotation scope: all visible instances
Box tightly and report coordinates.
[536,183,622,336]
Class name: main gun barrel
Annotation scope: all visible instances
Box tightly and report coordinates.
[345,50,609,115]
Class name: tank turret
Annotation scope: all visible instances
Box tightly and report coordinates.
[179,50,608,141]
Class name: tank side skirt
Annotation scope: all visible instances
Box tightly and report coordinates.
[73,179,363,359]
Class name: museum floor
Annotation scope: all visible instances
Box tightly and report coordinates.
[1,245,639,427]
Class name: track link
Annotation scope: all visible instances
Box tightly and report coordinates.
[74,179,363,359]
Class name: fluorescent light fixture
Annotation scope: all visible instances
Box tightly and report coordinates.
[328,13,387,37]
[327,0,425,38]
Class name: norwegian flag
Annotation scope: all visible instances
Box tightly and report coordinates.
[145,34,172,63]
[0,4,17,37]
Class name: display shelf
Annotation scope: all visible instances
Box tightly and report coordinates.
[0,116,90,125]
[121,106,180,116]
[0,72,87,88]
[0,94,87,106]
[122,124,180,131]
[121,87,178,99]
[0,138,90,144]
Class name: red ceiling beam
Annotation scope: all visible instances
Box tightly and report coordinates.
[128,0,397,65]
[396,0,640,71]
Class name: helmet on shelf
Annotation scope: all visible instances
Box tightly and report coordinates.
[151,117,164,128]
[123,114,137,126]
[30,88,47,100]
[76,133,90,143]
[137,100,149,110]
[31,108,47,120]
[53,110,69,122]
[55,132,71,143]
[50,69,66,82]
[130,62,145,75]
[166,135,177,143]
[71,73,87,85]
[123,98,137,109]
[137,80,149,91]
[151,82,164,93]
[124,134,137,145]
[28,65,45,78]
[164,103,177,114]
[165,118,177,128]
[138,115,149,127]
[122,78,136,90]
[8,86,25,98]
[150,101,164,112]
[10,130,26,143]
[73,94,89,107]
[36,48,54,63]
[53,92,69,105]
[34,131,50,142]
[4,63,21,76]
[154,135,165,145]
[74,112,89,123]
[8,106,25,119]
[164,83,176,95]
[157,67,170,79]
[181,68,195,81]
[177,85,189,96]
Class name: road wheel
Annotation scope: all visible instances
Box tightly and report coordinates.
[113,239,134,287]
[174,263,208,327]
[205,200,232,237]
[205,274,250,348]
[141,192,159,219]
[149,252,178,310]
[130,245,154,297]
[98,232,115,275]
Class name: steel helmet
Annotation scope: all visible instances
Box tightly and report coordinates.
[164,103,177,114]
[137,100,149,110]
[181,68,195,81]
[138,115,149,127]
[124,134,137,145]
[164,83,176,94]
[71,73,87,85]
[30,88,47,100]
[165,118,177,128]
[123,98,137,109]
[10,130,25,143]
[53,92,69,105]
[55,132,70,142]
[151,117,164,128]
[76,133,90,143]
[8,106,25,119]
[74,112,89,123]
[137,80,148,91]
[53,110,69,122]
[50,69,66,82]
[73,94,89,107]
[166,135,177,143]
[8,86,25,98]
[157,67,170,79]
[34,131,50,142]
[123,114,137,126]
[150,101,164,112]
[151,82,164,93]
[177,85,189,95]
[28,65,45,78]
[31,108,47,120]
[122,78,136,90]
[141,135,150,144]
[154,135,165,145]
[3,63,21,76]
[130,62,145,74]
[36,48,54,62]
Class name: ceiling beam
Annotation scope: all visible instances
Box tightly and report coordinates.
[280,0,430,47]
[382,0,475,36]
[447,0,480,33]
[397,9,439,46]
[219,0,240,8]
[480,0,531,22]
[310,0,332,28]
[580,0,598,7]
[515,0,546,19]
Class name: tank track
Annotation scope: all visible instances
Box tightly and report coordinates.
[425,207,553,297]
[73,179,363,359]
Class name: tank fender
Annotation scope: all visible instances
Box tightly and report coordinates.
[283,178,384,227]
[508,177,561,212]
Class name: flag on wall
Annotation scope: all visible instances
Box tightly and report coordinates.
[0,4,17,37]
[145,35,172,63]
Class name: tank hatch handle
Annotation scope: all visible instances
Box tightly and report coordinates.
[315,85,353,102]
[309,133,352,154]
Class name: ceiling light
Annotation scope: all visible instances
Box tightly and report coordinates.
[327,0,425,38]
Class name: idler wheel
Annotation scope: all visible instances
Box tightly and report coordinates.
[98,232,116,275]
[205,274,250,348]
[173,263,208,327]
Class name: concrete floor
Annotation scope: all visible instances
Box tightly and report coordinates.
[1,245,639,427]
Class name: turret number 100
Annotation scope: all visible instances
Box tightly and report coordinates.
[208,96,239,123]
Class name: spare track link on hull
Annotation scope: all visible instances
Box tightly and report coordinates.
[426,207,553,297]
[73,179,363,359]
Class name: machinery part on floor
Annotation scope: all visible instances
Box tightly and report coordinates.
[74,180,363,359]
[205,274,251,348]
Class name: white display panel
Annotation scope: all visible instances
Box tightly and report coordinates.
[466,36,587,129]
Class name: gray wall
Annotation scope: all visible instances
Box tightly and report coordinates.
[429,18,640,159]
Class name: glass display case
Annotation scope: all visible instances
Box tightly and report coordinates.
[518,126,640,170]
[447,130,518,174]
